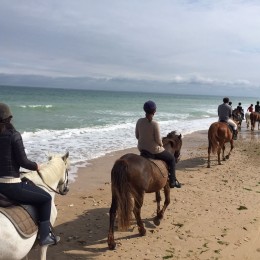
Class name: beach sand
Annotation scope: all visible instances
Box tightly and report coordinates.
[28,126,260,260]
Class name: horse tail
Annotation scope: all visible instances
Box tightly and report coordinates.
[111,158,133,231]
[208,124,219,154]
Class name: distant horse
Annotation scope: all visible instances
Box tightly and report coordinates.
[232,108,243,130]
[107,131,182,250]
[245,112,251,129]
[0,152,70,260]
[207,122,234,168]
[250,112,260,131]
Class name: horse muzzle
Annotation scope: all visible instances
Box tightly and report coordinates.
[60,186,69,195]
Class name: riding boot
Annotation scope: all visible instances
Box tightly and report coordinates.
[39,221,60,246]
[233,130,238,140]
[169,172,181,189]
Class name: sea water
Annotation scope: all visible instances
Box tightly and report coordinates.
[0,85,256,181]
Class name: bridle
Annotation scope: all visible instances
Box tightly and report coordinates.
[37,167,69,195]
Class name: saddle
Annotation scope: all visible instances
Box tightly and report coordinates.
[140,150,168,178]
[219,120,234,132]
[0,193,38,238]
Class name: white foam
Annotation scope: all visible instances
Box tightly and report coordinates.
[22,117,217,182]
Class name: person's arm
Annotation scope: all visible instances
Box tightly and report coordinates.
[12,132,38,171]
[154,122,163,146]
[229,107,232,117]
[135,120,139,139]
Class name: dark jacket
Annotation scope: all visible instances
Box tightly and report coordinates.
[255,104,260,113]
[0,128,37,178]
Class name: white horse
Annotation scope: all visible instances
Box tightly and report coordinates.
[245,111,251,129]
[0,152,70,260]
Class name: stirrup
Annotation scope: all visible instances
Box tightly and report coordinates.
[40,234,60,246]
[169,180,181,188]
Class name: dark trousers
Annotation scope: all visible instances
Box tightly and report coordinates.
[0,181,51,222]
[153,150,176,180]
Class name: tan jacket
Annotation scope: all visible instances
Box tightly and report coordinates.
[135,117,164,154]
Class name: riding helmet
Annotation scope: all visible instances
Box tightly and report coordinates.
[143,100,156,114]
[223,97,229,103]
[0,103,12,121]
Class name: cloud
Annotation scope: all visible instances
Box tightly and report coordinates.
[1,0,260,94]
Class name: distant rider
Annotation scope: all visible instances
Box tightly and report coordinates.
[247,104,254,113]
[218,97,238,140]
[135,100,181,188]
[255,101,260,113]
[237,102,244,120]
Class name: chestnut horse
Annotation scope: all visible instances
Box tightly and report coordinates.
[207,122,234,168]
[250,112,260,131]
[107,131,182,250]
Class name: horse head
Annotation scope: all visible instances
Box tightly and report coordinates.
[46,151,70,195]
[162,131,182,163]
[59,151,70,195]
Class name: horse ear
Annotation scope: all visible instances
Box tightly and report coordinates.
[62,151,69,161]
[178,134,182,139]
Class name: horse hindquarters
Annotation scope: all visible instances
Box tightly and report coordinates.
[108,158,134,250]
[111,158,133,230]
[207,123,220,168]
[0,213,36,260]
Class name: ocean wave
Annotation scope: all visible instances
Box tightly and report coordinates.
[21,117,217,183]
[19,104,53,109]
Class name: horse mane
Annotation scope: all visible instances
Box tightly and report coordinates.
[22,156,65,186]
[166,131,178,138]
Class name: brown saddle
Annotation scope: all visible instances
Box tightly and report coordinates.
[149,159,168,178]
[0,193,38,238]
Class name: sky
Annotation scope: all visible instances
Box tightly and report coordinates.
[1,0,260,96]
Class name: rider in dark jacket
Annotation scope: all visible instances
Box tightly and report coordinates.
[0,103,59,246]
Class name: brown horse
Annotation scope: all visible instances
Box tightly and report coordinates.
[207,122,234,168]
[107,131,182,250]
[232,108,243,130]
[250,112,260,131]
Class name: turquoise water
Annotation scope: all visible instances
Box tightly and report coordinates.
[1,85,257,180]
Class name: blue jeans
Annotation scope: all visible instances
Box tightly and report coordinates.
[0,181,51,222]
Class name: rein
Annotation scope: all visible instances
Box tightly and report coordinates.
[37,168,69,195]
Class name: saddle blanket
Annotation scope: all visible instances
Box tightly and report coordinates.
[0,205,38,238]
[149,159,168,178]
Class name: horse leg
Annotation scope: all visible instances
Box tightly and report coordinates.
[217,145,222,165]
[39,246,48,260]
[153,185,170,226]
[153,191,161,226]
[207,143,211,168]
[133,192,146,236]
[251,119,255,131]
[222,144,226,161]
[155,191,161,215]
[227,140,234,159]
[107,196,117,250]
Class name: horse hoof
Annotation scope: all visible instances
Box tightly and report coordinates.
[139,227,146,236]
[108,242,116,250]
[225,155,229,159]
[153,217,161,226]
[223,158,226,161]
